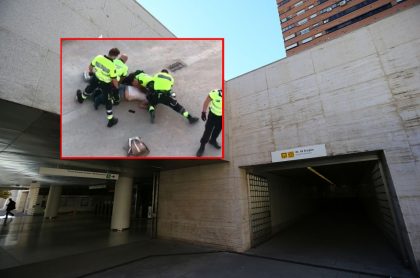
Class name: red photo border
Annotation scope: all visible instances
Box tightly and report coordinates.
[60,37,225,160]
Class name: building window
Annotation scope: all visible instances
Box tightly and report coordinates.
[282,24,295,32]
[294,1,304,7]
[285,42,298,50]
[310,13,317,19]
[297,9,305,16]
[281,15,293,23]
[278,0,291,7]
[285,33,296,41]
[327,0,378,22]
[298,18,308,25]
[301,37,313,44]
[320,6,333,14]
[308,4,314,9]
[315,32,323,38]
[325,3,392,34]
[300,27,310,35]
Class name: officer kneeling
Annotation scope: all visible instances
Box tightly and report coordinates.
[148,69,198,124]
[76,48,120,127]
[196,89,222,157]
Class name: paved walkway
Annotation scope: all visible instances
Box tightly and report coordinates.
[61,40,222,158]
[0,214,416,277]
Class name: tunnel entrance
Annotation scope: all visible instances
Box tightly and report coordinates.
[245,153,414,276]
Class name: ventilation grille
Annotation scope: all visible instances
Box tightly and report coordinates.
[248,173,272,247]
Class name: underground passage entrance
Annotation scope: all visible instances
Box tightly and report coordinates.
[244,153,414,276]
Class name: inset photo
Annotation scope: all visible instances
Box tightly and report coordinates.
[61,38,224,159]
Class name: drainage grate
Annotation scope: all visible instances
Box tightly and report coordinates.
[167,60,186,72]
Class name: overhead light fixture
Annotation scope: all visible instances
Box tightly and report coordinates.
[39,167,119,180]
[307,167,335,186]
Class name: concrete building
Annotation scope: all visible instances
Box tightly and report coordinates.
[0,0,419,277]
[277,0,419,55]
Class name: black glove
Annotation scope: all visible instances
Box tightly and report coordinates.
[201,112,207,121]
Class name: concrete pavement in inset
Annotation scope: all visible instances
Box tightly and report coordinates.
[62,40,223,157]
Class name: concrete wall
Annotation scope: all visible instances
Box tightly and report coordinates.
[158,8,419,265]
[0,198,6,210]
[226,6,420,269]
[268,175,318,234]
[59,195,93,214]
[0,0,174,114]
[158,163,251,251]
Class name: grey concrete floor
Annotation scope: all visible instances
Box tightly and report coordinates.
[62,40,223,158]
[0,213,150,269]
[248,211,415,278]
[1,212,416,277]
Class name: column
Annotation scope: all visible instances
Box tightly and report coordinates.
[44,185,62,219]
[25,182,40,215]
[111,177,133,231]
[15,190,29,212]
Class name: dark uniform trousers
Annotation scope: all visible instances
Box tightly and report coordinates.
[200,111,222,144]
[147,90,187,115]
[85,75,115,113]
[94,86,121,107]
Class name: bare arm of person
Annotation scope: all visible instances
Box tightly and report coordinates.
[202,96,212,112]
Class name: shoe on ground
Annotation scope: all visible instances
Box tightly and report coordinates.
[209,140,221,149]
[107,117,118,128]
[196,146,205,157]
[76,90,84,103]
[188,116,199,124]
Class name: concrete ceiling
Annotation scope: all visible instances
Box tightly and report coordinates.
[0,99,224,188]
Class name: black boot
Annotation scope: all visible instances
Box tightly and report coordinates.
[107,117,118,127]
[196,144,205,157]
[93,96,101,110]
[188,115,199,124]
[76,90,84,103]
[209,140,221,149]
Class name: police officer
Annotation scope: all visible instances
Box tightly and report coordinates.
[132,71,154,94]
[196,89,222,157]
[76,48,120,127]
[120,69,143,86]
[112,53,128,104]
[148,69,198,124]
[93,54,128,109]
